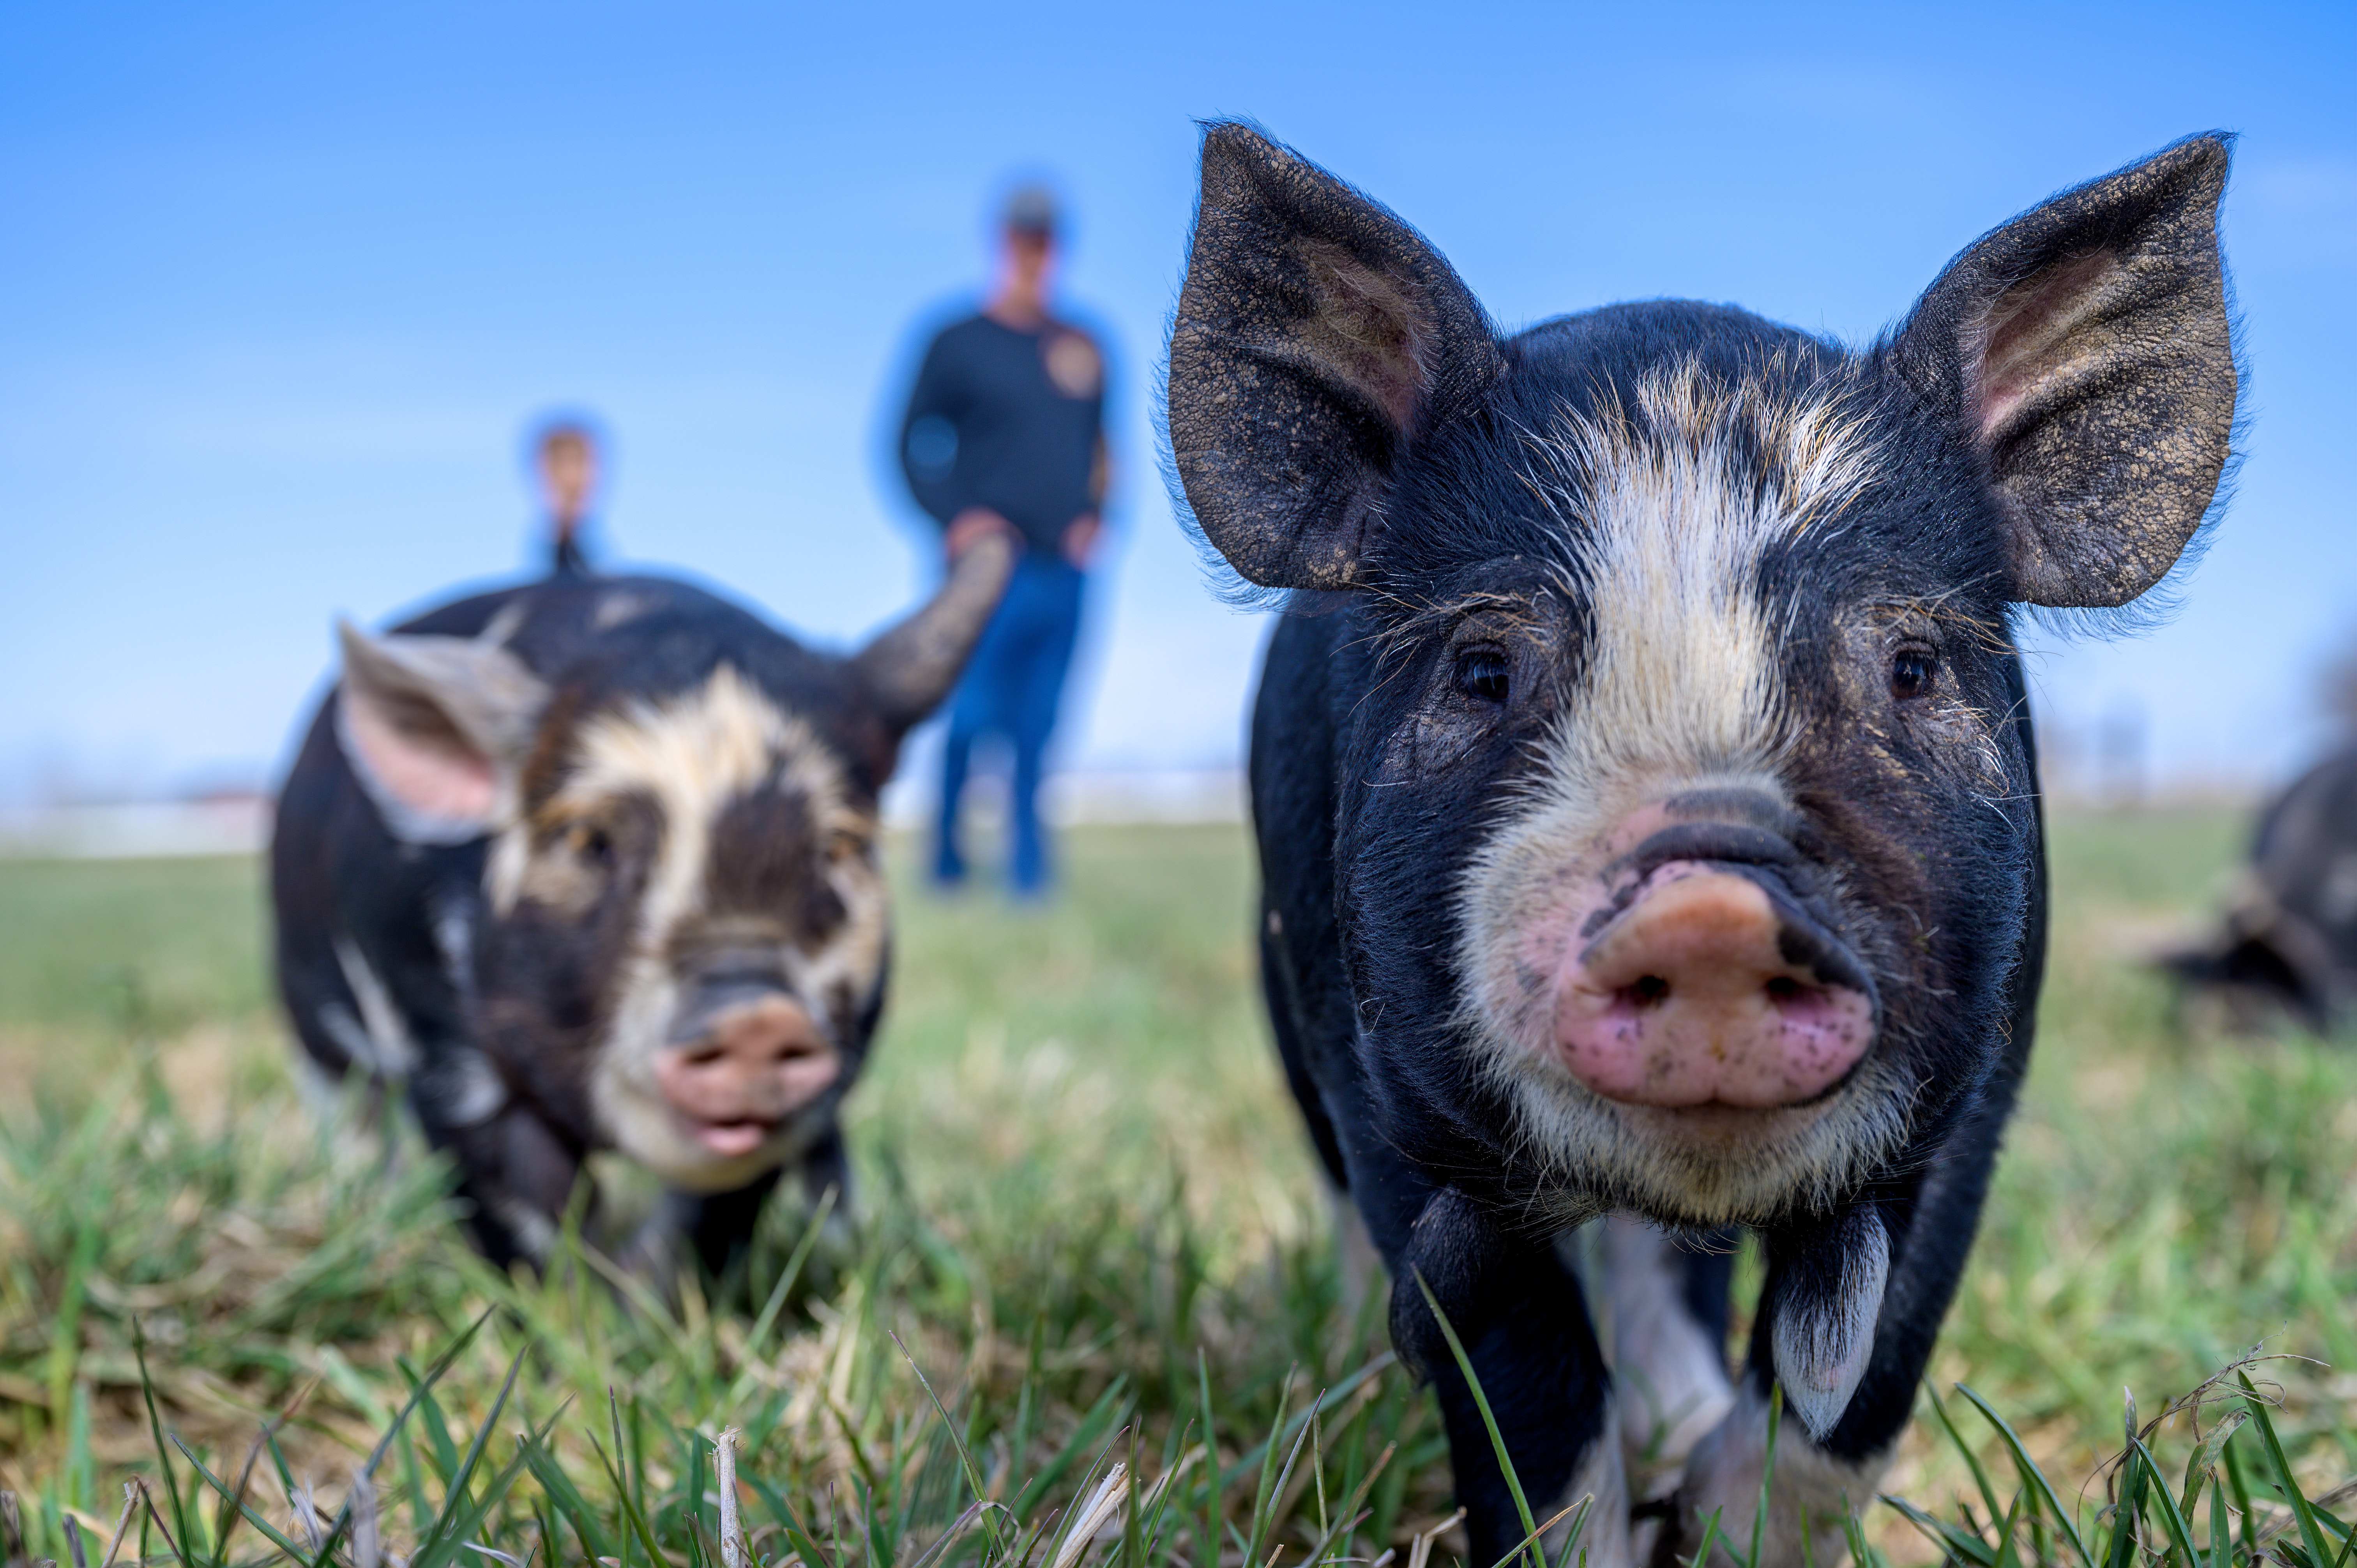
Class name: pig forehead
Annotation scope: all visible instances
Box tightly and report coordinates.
[1525,358,1878,547]
[1385,355,1892,603]
[547,665,855,826]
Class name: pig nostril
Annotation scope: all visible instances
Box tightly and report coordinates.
[1630,975,1670,1008]
[1765,976,1801,1004]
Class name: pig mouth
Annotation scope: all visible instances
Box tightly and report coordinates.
[675,1112,786,1160]
[652,986,841,1167]
[1546,828,1880,1111]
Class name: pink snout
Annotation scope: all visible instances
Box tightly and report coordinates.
[655,994,840,1158]
[1552,870,1874,1109]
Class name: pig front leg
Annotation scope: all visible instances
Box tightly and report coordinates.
[1603,1218,1739,1491]
[1648,1084,2018,1568]
[1393,1187,1631,1568]
[420,1094,586,1271]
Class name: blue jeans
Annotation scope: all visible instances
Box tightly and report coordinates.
[935,553,1084,896]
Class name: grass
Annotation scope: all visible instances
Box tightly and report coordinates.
[0,813,2351,1567]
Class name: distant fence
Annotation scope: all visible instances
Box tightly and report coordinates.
[884,768,1247,830]
[0,771,1251,860]
[0,799,273,859]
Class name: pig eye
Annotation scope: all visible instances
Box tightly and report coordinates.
[1891,649,1938,701]
[1453,646,1511,704]
[572,825,615,867]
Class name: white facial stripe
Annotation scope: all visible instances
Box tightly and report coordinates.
[1530,358,1876,816]
[1452,360,1898,1222]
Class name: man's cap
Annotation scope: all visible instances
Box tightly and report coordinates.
[1002,184,1060,237]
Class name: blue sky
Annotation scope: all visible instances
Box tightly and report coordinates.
[2,1,2351,805]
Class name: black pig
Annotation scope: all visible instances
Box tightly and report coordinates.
[1166,125,2236,1566]
[270,540,1012,1275]
[2165,747,2357,1033]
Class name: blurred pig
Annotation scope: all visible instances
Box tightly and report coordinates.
[1166,124,2237,1565]
[270,539,1012,1275]
[2165,748,2357,1033]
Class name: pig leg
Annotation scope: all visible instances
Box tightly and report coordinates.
[1393,1185,1630,1568]
[635,1119,852,1286]
[1602,1218,1737,1490]
[674,1167,786,1278]
[1649,1091,2022,1566]
[421,1100,585,1271]
[1260,898,1382,1316]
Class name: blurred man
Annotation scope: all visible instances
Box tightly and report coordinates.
[899,184,1111,899]
[533,418,602,577]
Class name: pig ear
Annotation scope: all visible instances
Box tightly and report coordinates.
[334,620,550,844]
[1889,134,2238,609]
[1167,122,1505,590]
[851,531,1016,735]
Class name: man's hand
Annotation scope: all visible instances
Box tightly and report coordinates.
[946,507,1014,560]
[1060,513,1103,569]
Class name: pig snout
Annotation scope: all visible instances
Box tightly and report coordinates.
[1549,817,1876,1109]
[656,988,839,1159]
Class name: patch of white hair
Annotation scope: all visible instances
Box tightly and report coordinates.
[330,935,418,1079]
[1523,355,1880,813]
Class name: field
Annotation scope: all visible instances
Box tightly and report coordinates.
[2,814,2353,1568]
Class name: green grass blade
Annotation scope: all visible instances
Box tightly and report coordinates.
[1481,1494,1587,1568]
[1689,1505,1726,1568]
[516,1427,611,1564]
[410,1445,541,1568]
[1244,1370,1297,1564]
[415,1343,530,1556]
[2132,1437,2202,1568]
[1196,1348,1219,1568]
[1412,1268,1542,1568]
[299,1307,496,1568]
[1742,1386,1784,1568]
[130,1319,198,1568]
[2237,1375,2336,1568]
[724,1186,839,1406]
[1991,1490,2028,1568]
[1957,1383,2092,1567]
[1880,1493,1998,1568]
[1010,1376,1130,1522]
[1551,1492,1596,1568]
[2106,1433,2152,1568]
[1247,1390,1315,1568]
[596,1392,671,1568]
[163,1436,313,1562]
[1926,1383,2008,1545]
[891,1330,1004,1557]
[2179,1411,2247,1524]
[1215,1353,1396,1490]
[742,1472,837,1568]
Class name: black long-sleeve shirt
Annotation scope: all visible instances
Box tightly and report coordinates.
[899,312,1106,556]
